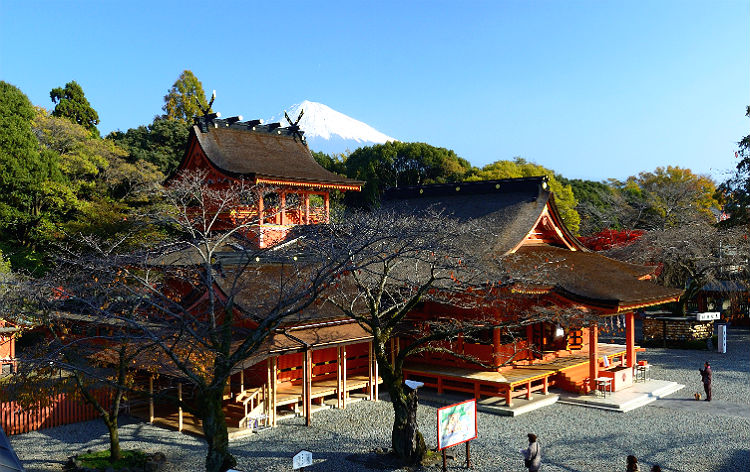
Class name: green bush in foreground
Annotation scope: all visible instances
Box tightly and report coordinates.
[76,449,148,469]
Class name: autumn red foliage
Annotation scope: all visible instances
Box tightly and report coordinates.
[578,229,645,251]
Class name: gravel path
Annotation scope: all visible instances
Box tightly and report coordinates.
[11,328,750,472]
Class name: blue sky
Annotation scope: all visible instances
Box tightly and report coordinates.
[1,1,747,182]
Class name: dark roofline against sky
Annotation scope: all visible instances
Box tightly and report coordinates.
[383,176,549,200]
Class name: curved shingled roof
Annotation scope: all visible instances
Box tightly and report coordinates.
[189,124,363,188]
[383,177,555,255]
[383,177,682,312]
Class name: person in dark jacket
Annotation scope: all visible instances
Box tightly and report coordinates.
[626,455,640,472]
[699,361,712,401]
[521,433,541,471]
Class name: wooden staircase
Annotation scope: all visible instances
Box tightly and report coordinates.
[224,387,268,430]
[554,363,591,394]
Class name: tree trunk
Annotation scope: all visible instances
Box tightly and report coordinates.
[104,416,122,462]
[389,381,427,465]
[201,388,236,472]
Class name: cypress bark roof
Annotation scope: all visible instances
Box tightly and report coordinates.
[189,124,363,188]
[383,177,682,312]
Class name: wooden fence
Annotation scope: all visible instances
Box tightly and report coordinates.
[0,390,110,435]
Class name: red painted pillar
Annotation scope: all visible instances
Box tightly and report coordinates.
[324,193,330,223]
[625,312,636,367]
[492,327,502,368]
[588,322,599,392]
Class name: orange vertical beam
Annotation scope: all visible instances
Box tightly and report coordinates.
[625,312,636,367]
[589,322,599,393]
[280,191,286,225]
[304,193,310,224]
[324,193,330,223]
[492,327,502,368]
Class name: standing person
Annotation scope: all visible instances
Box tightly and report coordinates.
[520,433,541,471]
[626,455,640,472]
[650,466,662,472]
[699,361,712,401]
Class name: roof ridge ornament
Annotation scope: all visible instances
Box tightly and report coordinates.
[284,109,307,146]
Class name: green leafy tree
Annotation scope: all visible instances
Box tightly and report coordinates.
[613,166,720,230]
[345,141,472,207]
[719,106,750,226]
[467,158,581,234]
[162,70,211,123]
[49,81,100,137]
[0,82,66,252]
[108,118,190,175]
[312,150,347,175]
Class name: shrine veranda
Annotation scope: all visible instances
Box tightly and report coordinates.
[10,328,749,472]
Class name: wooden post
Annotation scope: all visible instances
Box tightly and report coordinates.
[493,327,502,368]
[177,383,183,432]
[442,449,447,472]
[280,191,286,225]
[342,345,347,409]
[148,375,154,424]
[625,312,636,367]
[368,342,374,401]
[466,441,471,468]
[589,323,599,393]
[324,193,330,223]
[304,193,310,224]
[526,324,534,358]
[526,381,532,400]
[271,357,278,427]
[542,375,549,395]
[304,349,312,426]
[337,347,343,409]
[240,369,244,392]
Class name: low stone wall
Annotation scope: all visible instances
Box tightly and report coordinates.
[643,316,714,342]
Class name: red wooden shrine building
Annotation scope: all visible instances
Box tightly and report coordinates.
[384,179,682,406]
[3,112,682,438]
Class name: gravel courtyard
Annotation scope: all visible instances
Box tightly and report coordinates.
[11,328,749,472]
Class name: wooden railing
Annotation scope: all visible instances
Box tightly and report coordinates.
[236,387,267,430]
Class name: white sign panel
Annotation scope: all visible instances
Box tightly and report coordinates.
[718,324,727,354]
[293,450,313,470]
[696,312,720,321]
[437,399,477,450]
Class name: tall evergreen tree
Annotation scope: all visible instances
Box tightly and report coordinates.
[162,70,211,123]
[49,81,100,136]
[0,81,65,249]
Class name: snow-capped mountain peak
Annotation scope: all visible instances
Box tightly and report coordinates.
[268,100,395,154]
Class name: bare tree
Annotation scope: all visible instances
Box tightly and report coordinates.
[4,171,348,472]
[304,209,581,465]
[606,221,750,314]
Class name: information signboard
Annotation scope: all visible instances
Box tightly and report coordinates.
[437,399,477,450]
[293,450,313,470]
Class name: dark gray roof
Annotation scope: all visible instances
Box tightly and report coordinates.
[383,177,681,311]
[190,125,363,188]
[383,177,560,255]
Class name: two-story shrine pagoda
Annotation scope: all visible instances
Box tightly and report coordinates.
[173,114,363,247]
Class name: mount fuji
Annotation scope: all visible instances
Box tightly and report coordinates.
[267,100,396,155]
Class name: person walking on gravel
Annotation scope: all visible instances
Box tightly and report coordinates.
[626,455,640,472]
[699,361,712,401]
[521,433,541,471]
